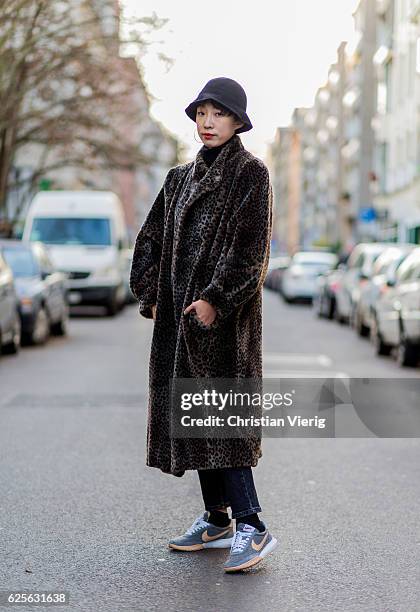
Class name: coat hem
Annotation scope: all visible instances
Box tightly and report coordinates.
[146,450,263,478]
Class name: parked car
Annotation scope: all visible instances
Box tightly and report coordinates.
[371,247,420,367]
[313,263,347,319]
[0,240,69,345]
[353,244,417,337]
[22,190,129,316]
[0,251,21,355]
[264,254,290,293]
[282,251,338,302]
[334,243,391,324]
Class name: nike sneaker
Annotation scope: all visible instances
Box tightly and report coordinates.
[168,511,234,551]
[223,522,278,571]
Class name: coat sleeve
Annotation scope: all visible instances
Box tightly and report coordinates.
[129,169,173,319]
[198,162,273,321]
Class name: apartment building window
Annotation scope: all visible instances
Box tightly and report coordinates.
[377,82,387,114]
[406,131,413,180]
[396,54,402,106]
[399,53,408,104]
[396,136,404,186]
[385,60,392,112]
[379,142,388,193]
[417,127,420,172]
[417,37,420,73]
[407,226,420,245]
[408,41,415,95]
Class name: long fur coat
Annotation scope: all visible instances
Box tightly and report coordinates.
[129,134,273,477]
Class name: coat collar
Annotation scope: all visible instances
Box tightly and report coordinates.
[191,134,245,184]
[172,134,245,246]
[173,134,245,226]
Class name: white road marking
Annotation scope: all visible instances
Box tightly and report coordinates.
[264,353,333,367]
[263,371,349,379]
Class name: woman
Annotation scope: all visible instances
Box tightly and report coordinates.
[130,77,277,572]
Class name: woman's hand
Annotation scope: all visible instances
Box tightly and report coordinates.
[184,299,216,326]
[152,305,157,321]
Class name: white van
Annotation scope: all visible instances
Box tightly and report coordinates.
[22,191,129,315]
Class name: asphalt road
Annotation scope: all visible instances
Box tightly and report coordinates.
[0,290,419,612]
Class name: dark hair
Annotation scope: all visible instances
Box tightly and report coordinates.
[196,99,242,124]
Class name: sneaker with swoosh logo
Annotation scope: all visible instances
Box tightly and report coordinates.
[223,522,278,572]
[168,511,234,551]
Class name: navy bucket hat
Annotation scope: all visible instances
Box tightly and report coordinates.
[185,77,253,134]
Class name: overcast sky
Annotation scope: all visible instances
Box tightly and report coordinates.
[121,0,359,161]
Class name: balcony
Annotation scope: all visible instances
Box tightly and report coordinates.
[343,88,361,111]
[342,138,360,161]
[373,45,392,65]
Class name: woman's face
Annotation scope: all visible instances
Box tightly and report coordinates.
[195,100,244,147]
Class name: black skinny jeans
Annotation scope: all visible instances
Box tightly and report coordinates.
[197,466,262,519]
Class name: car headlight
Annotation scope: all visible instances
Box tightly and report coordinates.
[290,265,303,278]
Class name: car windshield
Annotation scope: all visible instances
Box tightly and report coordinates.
[302,263,334,274]
[294,254,337,264]
[295,261,335,270]
[366,252,384,273]
[375,259,394,275]
[30,217,111,246]
[301,261,333,267]
[2,248,39,277]
[268,257,289,270]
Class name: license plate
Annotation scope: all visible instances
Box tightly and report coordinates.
[69,291,82,304]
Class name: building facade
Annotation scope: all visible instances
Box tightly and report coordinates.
[373,0,420,243]
[268,0,389,253]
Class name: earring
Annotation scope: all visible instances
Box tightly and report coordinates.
[193,128,202,143]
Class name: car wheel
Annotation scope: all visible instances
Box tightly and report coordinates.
[334,304,346,325]
[2,314,21,355]
[105,292,119,316]
[349,305,356,329]
[327,297,336,320]
[126,290,137,304]
[30,306,50,345]
[50,304,69,336]
[397,330,419,368]
[313,295,322,317]
[371,316,392,356]
[355,309,369,337]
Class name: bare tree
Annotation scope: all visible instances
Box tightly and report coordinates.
[0,0,173,234]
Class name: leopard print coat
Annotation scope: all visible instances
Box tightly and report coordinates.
[129,134,273,477]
